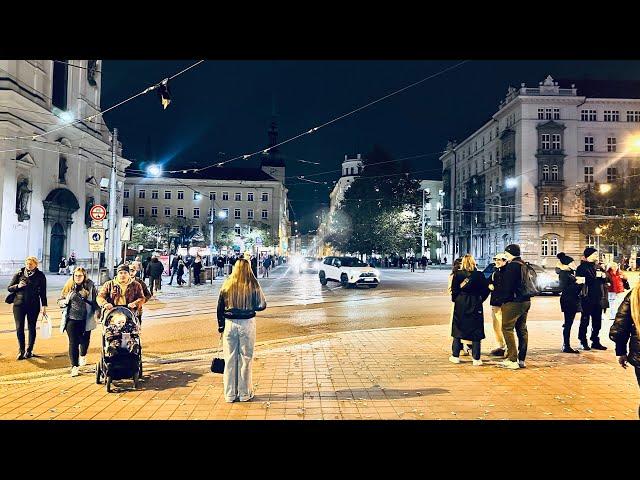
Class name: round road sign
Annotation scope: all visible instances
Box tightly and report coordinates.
[90,204,107,221]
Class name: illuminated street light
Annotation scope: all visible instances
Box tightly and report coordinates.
[194,192,202,201]
[505,177,518,189]
[147,164,162,177]
[218,210,227,219]
[595,226,602,235]
[599,183,612,194]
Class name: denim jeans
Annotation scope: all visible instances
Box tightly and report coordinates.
[501,301,530,362]
[223,317,256,402]
[452,337,481,360]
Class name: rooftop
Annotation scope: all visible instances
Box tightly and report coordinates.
[127,167,278,182]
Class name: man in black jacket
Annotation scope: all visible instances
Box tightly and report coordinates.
[488,253,509,357]
[499,244,531,369]
[576,247,608,350]
[168,255,179,285]
[147,256,164,295]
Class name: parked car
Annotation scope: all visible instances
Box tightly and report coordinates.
[299,257,320,274]
[482,261,560,295]
[319,256,381,288]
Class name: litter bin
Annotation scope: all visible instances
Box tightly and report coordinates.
[98,268,111,286]
[203,266,214,283]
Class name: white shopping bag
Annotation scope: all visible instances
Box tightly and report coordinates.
[40,313,52,339]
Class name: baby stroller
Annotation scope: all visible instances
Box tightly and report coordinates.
[95,306,143,392]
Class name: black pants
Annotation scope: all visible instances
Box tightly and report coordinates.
[562,311,578,346]
[452,338,481,361]
[65,319,91,367]
[193,268,201,284]
[410,264,415,272]
[177,273,184,285]
[13,305,40,353]
[168,267,177,284]
[149,276,161,295]
[579,305,603,343]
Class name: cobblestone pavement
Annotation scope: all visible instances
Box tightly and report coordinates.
[0,320,637,420]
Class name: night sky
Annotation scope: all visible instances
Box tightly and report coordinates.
[100,60,640,232]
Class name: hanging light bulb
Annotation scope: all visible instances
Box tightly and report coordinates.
[158,79,171,109]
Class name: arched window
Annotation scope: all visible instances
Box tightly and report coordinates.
[541,238,549,256]
[543,196,549,215]
[551,165,559,181]
[550,237,558,256]
[552,197,559,215]
[542,165,549,180]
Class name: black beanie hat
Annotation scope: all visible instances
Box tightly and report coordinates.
[505,244,521,257]
[583,247,597,258]
[557,252,573,265]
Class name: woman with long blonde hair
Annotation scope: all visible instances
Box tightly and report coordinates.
[609,284,640,418]
[58,267,99,377]
[216,258,267,402]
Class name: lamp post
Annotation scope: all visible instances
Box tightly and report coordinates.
[595,226,602,259]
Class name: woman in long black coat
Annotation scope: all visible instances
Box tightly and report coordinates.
[555,252,583,354]
[450,254,489,366]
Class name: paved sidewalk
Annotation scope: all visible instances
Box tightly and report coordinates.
[0,320,637,420]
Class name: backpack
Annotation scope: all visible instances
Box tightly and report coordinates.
[514,260,539,298]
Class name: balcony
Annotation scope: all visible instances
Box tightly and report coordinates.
[539,214,563,223]
[536,149,565,156]
[538,179,564,188]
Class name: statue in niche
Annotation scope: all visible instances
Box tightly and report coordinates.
[85,196,95,227]
[58,156,68,183]
[87,60,98,86]
[16,177,32,222]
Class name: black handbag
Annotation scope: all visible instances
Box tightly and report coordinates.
[211,336,225,374]
[5,292,16,304]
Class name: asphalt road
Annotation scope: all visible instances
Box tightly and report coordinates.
[0,265,624,377]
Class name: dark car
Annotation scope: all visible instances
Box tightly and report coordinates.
[482,263,495,279]
[299,257,320,274]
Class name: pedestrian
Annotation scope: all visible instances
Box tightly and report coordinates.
[443,256,448,265]
[251,255,258,277]
[97,264,146,318]
[606,262,628,320]
[556,252,584,354]
[262,255,272,278]
[131,256,143,279]
[420,255,427,272]
[8,256,48,360]
[217,255,225,277]
[448,257,472,356]
[410,256,416,272]
[177,257,186,286]
[216,258,267,403]
[142,256,150,281]
[147,256,164,296]
[498,244,532,369]
[58,256,68,275]
[168,254,179,285]
[488,253,509,357]
[193,254,203,285]
[57,267,99,377]
[68,252,76,274]
[449,254,489,366]
[609,283,640,419]
[576,247,609,351]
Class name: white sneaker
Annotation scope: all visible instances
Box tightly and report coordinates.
[498,359,520,370]
[472,359,483,366]
[518,360,526,368]
[79,356,87,367]
[70,366,79,377]
[449,356,461,364]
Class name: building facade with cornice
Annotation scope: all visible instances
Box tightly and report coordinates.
[441,75,640,267]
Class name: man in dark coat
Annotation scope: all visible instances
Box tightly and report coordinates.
[148,256,164,295]
[488,253,509,357]
[556,252,583,353]
[576,247,608,350]
[251,256,258,277]
[168,255,179,285]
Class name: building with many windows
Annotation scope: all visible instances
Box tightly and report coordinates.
[441,75,640,266]
[419,179,444,261]
[0,60,130,273]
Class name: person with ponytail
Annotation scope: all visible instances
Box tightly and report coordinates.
[609,284,640,418]
[216,258,267,402]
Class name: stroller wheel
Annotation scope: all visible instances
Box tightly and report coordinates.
[132,370,140,389]
[106,375,112,393]
[95,363,102,384]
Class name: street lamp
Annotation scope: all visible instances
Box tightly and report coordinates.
[147,164,162,177]
[595,226,603,259]
[599,183,612,194]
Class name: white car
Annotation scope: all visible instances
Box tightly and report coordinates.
[319,256,380,288]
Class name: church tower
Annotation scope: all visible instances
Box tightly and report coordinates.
[260,96,286,184]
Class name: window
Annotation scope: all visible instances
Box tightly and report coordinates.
[123,205,129,215]
[551,165,559,181]
[604,110,619,122]
[584,136,594,151]
[165,191,171,200]
[164,207,171,217]
[538,108,544,120]
[545,108,552,120]
[124,189,130,199]
[543,197,549,215]
[627,111,640,122]
[552,134,561,150]
[52,60,68,110]
[542,165,549,180]
[138,207,145,217]
[541,134,550,150]
[234,208,241,219]
[247,192,254,201]
[222,192,229,201]
[261,192,269,202]
[139,189,145,199]
[607,137,617,152]
[235,192,242,201]
[550,237,558,256]
[581,109,597,121]
[551,197,559,215]
[234,227,241,236]
[177,190,184,200]
[151,206,158,217]
[247,209,254,219]
[177,208,184,217]
[193,208,200,218]
[193,191,199,200]
[151,190,158,199]
[553,108,560,120]
[209,192,216,201]
[261,209,268,219]
[584,166,594,183]
[222,208,229,218]
[607,167,618,182]
[541,238,548,256]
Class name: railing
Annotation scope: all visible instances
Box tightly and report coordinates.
[536,149,565,156]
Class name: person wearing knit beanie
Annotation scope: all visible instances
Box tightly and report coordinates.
[504,244,521,258]
[556,252,581,353]
[557,252,574,266]
[583,247,597,260]
[576,246,608,350]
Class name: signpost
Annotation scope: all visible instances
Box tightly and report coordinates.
[88,227,105,282]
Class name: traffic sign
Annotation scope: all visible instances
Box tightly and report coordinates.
[88,227,105,252]
[89,204,107,221]
[256,236,263,246]
[91,220,104,228]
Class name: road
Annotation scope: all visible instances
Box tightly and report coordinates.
[0,265,620,377]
